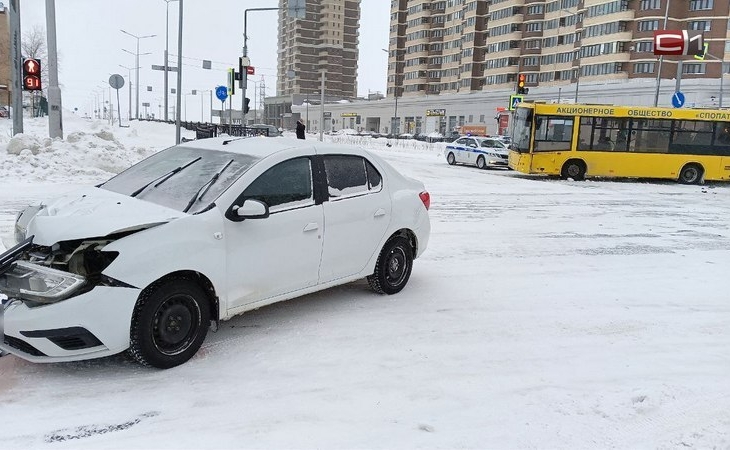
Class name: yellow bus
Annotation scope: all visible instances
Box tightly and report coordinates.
[508,102,730,184]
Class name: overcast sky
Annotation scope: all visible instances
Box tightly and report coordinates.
[21,0,389,121]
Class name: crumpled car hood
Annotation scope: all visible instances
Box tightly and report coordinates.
[24,186,186,246]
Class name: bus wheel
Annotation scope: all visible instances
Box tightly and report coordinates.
[447,152,456,165]
[561,160,586,181]
[678,163,703,185]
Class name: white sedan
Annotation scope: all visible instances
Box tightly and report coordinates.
[444,136,510,169]
[0,137,431,368]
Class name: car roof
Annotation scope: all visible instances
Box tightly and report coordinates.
[177,136,374,160]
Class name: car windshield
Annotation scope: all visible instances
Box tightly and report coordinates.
[100,146,260,213]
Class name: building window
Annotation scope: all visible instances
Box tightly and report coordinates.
[687,20,711,31]
[633,62,656,73]
[689,0,713,10]
[634,41,654,52]
[637,20,659,32]
[640,0,661,9]
[682,63,706,74]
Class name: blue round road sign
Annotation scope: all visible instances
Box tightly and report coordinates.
[216,86,228,102]
[672,91,685,108]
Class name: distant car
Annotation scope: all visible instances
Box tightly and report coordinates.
[248,123,282,137]
[445,136,509,169]
[495,135,512,145]
[0,137,431,368]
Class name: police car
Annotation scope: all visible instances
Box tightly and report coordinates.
[444,136,510,169]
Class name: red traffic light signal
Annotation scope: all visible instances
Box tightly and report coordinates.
[22,58,42,91]
[516,73,528,95]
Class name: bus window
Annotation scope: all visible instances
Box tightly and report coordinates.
[534,115,573,152]
[670,120,714,154]
[511,107,533,153]
[632,119,671,153]
[577,117,629,152]
[714,122,730,146]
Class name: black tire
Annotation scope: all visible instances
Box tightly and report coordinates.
[447,152,456,165]
[678,163,703,185]
[476,155,486,169]
[129,278,210,369]
[367,236,414,295]
[561,160,586,181]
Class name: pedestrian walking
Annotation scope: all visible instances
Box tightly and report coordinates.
[296,119,306,140]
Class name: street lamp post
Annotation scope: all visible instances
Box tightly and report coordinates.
[653,0,671,107]
[119,64,138,122]
[120,29,156,120]
[557,8,581,103]
[163,0,179,122]
[382,48,402,135]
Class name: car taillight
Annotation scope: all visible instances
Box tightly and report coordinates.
[419,191,430,210]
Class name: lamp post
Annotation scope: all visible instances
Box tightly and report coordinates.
[119,64,138,122]
[653,0,671,107]
[120,30,156,119]
[163,0,179,122]
[556,8,581,103]
[382,48,402,135]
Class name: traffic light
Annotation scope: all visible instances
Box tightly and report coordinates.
[516,73,528,95]
[22,58,42,91]
[227,68,236,96]
[244,97,250,114]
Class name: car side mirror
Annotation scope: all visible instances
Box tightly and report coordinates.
[233,199,269,220]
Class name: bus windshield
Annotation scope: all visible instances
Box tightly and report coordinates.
[512,107,533,152]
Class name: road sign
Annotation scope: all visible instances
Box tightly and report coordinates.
[216,86,228,102]
[151,64,179,72]
[108,74,124,90]
[246,66,255,75]
[672,91,686,108]
[508,94,524,111]
[694,42,709,60]
[653,30,703,56]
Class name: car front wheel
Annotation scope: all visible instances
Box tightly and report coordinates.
[129,278,211,369]
[368,236,414,295]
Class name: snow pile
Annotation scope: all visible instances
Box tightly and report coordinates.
[0,114,190,183]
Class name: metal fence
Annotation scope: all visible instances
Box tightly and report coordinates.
[138,119,269,140]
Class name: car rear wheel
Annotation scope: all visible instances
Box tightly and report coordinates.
[368,236,414,295]
[476,155,486,169]
[447,152,456,165]
[129,278,210,369]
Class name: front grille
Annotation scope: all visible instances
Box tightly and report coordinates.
[3,334,46,357]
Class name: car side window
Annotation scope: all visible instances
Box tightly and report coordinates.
[482,139,495,147]
[324,155,381,199]
[241,157,314,212]
[365,159,382,191]
[455,138,469,145]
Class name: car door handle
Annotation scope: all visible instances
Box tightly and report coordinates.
[374,208,386,218]
[303,222,319,232]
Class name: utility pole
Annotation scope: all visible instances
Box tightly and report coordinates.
[319,71,325,142]
[653,0,671,107]
[46,0,63,138]
[9,0,22,135]
[175,0,183,144]
[163,0,178,122]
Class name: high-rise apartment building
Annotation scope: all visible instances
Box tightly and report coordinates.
[277,0,361,98]
[388,0,729,98]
